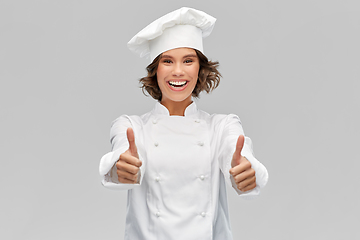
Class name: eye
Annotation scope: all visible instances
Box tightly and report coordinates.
[184,59,193,63]
[162,59,172,64]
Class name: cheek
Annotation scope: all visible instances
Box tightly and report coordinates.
[156,64,167,76]
[156,69,163,83]
[156,69,168,86]
[156,69,162,79]
[156,71,165,91]
[191,66,200,80]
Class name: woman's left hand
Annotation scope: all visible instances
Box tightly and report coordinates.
[229,135,256,192]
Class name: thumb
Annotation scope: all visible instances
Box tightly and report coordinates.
[126,128,138,157]
[232,135,245,166]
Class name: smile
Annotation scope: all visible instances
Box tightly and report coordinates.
[168,81,187,87]
[166,80,189,91]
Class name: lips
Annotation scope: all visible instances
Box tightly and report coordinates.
[169,80,187,87]
[167,80,189,91]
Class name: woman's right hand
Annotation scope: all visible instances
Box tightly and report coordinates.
[116,128,142,184]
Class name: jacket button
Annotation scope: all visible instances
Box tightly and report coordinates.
[198,141,204,146]
[156,212,160,217]
[201,212,206,217]
[154,142,159,147]
[155,177,160,182]
[152,119,158,124]
[199,175,205,180]
[195,119,200,123]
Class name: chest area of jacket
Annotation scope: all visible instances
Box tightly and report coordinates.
[142,116,212,176]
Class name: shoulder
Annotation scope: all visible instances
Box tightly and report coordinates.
[111,110,152,129]
[197,109,243,132]
[199,110,241,127]
[109,111,152,145]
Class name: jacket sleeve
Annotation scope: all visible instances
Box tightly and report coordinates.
[99,115,146,190]
[218,114,268,199]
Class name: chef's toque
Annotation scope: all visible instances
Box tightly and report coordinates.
[127,7,216,62]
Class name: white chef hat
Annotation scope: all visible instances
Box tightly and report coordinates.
[127,7,216,62]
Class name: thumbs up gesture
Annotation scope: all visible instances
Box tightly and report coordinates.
[229,135,256,192]
[116,128,142,184]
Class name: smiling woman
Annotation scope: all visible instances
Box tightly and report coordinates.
[99,7,268,240]
[139,48,221,104]
[145,47,219,116]
[155,48,200,114]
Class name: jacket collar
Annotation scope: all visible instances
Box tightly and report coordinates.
[153,101,198,117]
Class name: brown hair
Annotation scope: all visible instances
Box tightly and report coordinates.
[139,49,221,101]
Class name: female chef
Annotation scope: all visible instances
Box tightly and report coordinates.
[99,7,268,240]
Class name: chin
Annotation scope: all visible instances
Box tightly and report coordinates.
[163,94,192,103]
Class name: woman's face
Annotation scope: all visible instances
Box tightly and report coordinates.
[156,47,199,105]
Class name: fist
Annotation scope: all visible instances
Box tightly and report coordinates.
[116,128,142,184]
[229,135,256,192]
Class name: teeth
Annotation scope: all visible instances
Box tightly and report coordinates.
[169,81,186,86]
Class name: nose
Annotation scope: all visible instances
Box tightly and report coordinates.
[172,63,184,77]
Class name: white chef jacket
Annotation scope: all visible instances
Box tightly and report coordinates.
[99,102,268,240]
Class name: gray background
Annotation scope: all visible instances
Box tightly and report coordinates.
[1,0,359,239]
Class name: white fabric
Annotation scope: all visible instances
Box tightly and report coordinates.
[149,24,203,62]
[127,7,216,61]
[99,102,268,240]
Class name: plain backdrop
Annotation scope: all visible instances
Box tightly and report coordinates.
[1,0,359,239]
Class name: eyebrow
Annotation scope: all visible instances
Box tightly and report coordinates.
[161,54,198,59]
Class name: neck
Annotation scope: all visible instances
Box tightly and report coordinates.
[160,98,193,116]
